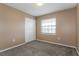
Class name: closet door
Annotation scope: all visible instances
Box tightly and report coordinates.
[25,17,36,43]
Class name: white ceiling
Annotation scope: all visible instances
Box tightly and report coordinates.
[4,3,77,16]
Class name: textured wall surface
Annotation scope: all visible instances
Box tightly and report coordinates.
[0,4,35,51]
[36,8,76,47]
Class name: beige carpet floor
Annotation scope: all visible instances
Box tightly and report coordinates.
[0,40,78,56]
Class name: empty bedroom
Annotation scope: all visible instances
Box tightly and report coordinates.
[0,3,79,56]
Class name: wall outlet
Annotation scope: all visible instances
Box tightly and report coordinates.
[12,38,16,42]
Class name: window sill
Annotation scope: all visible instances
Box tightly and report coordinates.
[41,33,56,35]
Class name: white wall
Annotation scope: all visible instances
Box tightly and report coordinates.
[25,17,36,43]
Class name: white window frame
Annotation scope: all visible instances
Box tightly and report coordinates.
[41,18,56,35]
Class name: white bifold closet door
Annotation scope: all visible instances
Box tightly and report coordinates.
[25,17,36,43]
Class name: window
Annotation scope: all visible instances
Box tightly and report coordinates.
[41,18,56,34]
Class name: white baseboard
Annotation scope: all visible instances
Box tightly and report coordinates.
[0,42,26,53]
[37,39,76,49]
[0,39,78,55]
[75,48,79,55]
[37,39,79,55]
[0,39,36,53]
